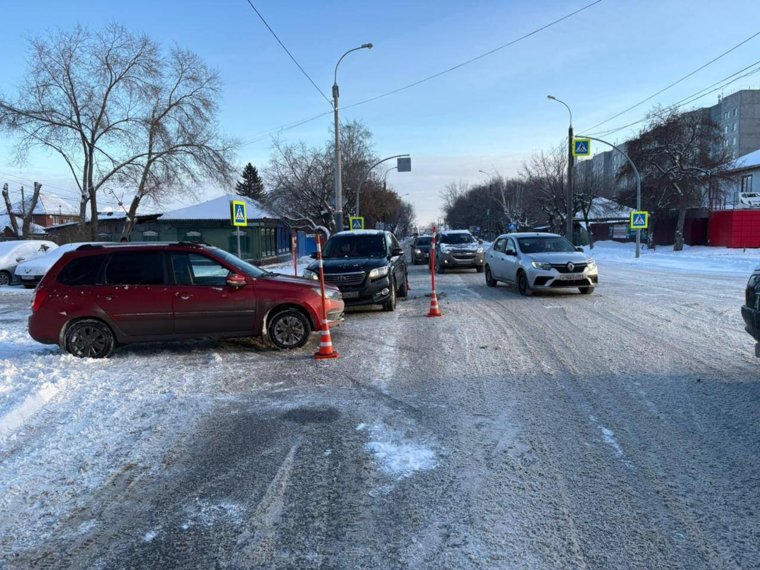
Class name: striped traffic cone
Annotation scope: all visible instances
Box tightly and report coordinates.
[427,291,443,317]
[314,320,340,359]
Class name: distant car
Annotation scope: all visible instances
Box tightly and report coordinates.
[432,229,485,273]
[28,242,344,357]
[15,242,109,288]
[738,192,760,208]
[303,230,408,311]
[741,266,760,357]
[410,235,433,264]
[484,232,598,295]
[0,240,58,286]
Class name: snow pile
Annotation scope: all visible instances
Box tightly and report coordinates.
[357,421,438,480]
[586,240,760,275]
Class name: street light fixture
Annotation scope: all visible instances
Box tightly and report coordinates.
[547,95,574,243]
[333,42,373,232]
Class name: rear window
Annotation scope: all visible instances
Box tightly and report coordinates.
[415,237,432,246]
[58,255,107,286]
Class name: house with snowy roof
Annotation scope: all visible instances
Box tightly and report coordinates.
[136,195,294,263]
[11,191,80,227]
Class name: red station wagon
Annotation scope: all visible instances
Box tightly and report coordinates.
[28,242,344,358]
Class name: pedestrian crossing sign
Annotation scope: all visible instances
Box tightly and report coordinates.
[630,210,649,229]
[573,138,591,157]
[231,200,247,227]
[350,216,365,230]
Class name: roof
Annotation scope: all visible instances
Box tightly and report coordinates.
[0,214,49,235]
[333,229,386,236]
[732,148,760,171]
[440,229,472,234]
[575,197,634,221]
[13,192,78,216]
[160,195,274,221]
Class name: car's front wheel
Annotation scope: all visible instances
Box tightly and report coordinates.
[64,319,116,358]
[485,265,497,287]
[517,271,532,296]
[268,308,311,349]
[397,273,408,298]
[0,271,11,286]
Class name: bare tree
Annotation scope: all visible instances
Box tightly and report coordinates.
[521,145,567,232]
[622,107,734,250]
[0,25,234,240]
[2,182,42,238]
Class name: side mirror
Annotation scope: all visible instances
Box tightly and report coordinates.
[391,247,404,257]
[310,251,319,259]
[506,249,516,256]
[478,239,484,244]
[226,273,247,288]
[575,246,584,253]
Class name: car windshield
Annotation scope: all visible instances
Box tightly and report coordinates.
[323,235,387,258]
[415,237,432,246]
[440,233,476,245]
[517,236,576,254]
[212,247,273,278]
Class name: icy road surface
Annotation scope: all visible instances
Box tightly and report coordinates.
[1,243,758,569]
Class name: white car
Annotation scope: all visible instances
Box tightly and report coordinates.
[738,192,760,208]
[14,242,105,288]
[484,232,598,295]
[0,240,58,286]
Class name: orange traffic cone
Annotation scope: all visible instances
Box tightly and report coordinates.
[314,320,340,359]
[427,291,443,317]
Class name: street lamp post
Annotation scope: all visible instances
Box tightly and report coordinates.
[356,154,410,217]
[333,43,373,233]
[547,95,574,243]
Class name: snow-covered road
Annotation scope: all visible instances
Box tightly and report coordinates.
[1,242,758,568]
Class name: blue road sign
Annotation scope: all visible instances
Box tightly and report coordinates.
[573,138,591,157]
[630,210,649,229]
[231,200,247,227]
[350,216,365,230]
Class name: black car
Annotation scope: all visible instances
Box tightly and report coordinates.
[303,230,408,311]
[741,267,760,357]
[410,235,433,264]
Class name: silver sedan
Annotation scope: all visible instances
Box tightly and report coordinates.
[484,232,598,295]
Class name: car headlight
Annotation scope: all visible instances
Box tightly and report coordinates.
[531,261,553,270]
[476,247,484,253]
[415,249,422,254]
[586,259,597,271]
[303,269,319,280]
[439,245,449,254]
[368,266,390,279]
[314,287,342,300]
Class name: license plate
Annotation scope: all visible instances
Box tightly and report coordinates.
[341,291,360,299]
[556,273,583,280]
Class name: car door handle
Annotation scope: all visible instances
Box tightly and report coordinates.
[176,293,191,301]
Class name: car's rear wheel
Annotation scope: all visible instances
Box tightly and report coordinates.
[517,271,532,296]
[268,308,311,349]
[485,265,497,287]
[65,319,116,358]
[579,286,594,295]
[383,279,397,311]
[0,271,11,286]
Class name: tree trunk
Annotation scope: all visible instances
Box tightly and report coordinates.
[21,182,42,238]
[89,187,99,240]
[2,184,20,238]
[124,195,142,239]
[674,207,687,251]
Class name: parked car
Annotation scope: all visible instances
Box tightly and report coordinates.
[738,192,760,208]
[15,242,109,288]
[303,230,408,311]
[28,242,344,358]
[0,240,58,286]
[741,266,760,357]
[410,235,433,264]
[484,232,598,295]
[432,229,485,273]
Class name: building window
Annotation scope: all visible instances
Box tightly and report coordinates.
[733,108,738,117]
[185,231,202,243]
[733,123,737,132]
[741,175,753,192]
[142,230,158,242]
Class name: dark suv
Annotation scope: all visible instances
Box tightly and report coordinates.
[28,242,344,358]
[303,230,408,311]
[741,267,760,357]
[432,229,485,273]
[410,235,433,265]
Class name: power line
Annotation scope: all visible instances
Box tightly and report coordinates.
[242,0,603,146]
[588,59,760,138]
[244,0,331,106]
[584,30,760,133]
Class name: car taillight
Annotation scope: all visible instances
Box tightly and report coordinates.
[32,289,49,313]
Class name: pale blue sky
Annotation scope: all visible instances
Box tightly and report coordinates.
[1,0,758,224]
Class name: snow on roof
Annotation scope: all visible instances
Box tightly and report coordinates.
[575,197,633,220]
[160,195,274,221]
[0,214,48,235]
[13,192,78,216]
[733,148,760,171]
